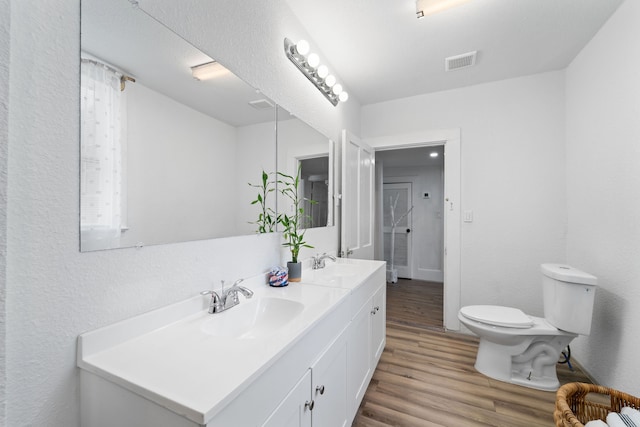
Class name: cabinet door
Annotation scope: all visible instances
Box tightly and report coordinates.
[347,301,372,421]
[312,329,349,427]
[262,369,312,427]
[371,285,386,366]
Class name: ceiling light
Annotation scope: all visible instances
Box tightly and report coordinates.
[317,65,329,79]
[284,38,349,106]
[416,0,471,18]
[191,61,230,80]
[295,40,310,56]
[324,75,336,87]
[307,53,320,69]
[430,152,438,157]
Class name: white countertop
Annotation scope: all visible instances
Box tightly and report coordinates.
[301,258,386,289]
[77,260,383,424]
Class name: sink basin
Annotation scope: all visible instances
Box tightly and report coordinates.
[304,263,360,285]
[200,297,304,339]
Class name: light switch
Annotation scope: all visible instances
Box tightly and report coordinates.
[463,210,474,222]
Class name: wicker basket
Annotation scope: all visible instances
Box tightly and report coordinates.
[555,382,640,427]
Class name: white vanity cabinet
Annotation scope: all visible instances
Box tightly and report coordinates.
[262,327,349,427]
[371,283,386,364]
[346,265,386,421]
[309,328,349,427]
[78,260,385,427]
[262,369,312,427]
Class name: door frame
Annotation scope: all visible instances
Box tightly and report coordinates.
[364,129,461,331]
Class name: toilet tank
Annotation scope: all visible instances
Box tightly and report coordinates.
[541,264,597,335]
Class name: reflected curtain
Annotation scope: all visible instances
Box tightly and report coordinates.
[80,58,123,251]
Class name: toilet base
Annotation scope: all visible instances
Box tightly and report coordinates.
[474,335,575,391]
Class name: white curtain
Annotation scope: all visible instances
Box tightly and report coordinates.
[80,59,123,251]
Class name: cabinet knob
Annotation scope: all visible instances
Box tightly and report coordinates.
[374,306,380,312]
[305,400,314,411]
[316,385,325,395]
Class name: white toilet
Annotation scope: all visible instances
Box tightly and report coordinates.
[458,264,597,391]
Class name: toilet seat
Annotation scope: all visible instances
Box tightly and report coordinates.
[460,305,534,329]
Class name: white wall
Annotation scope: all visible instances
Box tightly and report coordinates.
[362,71,567,316]
[565,0,640,395]
[0,0,9,421]
[4,1,355,426]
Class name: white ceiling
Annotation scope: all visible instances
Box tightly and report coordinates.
[83,0,624,120]
[284,0,624,105]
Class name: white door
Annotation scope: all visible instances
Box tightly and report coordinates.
[382,183,412,278]
[341,130,374,259]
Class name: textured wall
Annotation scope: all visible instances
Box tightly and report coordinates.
[5,0,351,425]
[566,0,640,395]
[1,0,10,423]
[362,72,567,317]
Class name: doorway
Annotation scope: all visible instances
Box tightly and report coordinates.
[363,129,461,331]
[378,146,445,283]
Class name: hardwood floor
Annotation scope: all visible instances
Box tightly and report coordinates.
[352,279,592,426]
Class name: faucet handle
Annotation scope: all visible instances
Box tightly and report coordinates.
[200,290,222,313]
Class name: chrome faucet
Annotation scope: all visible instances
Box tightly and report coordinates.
[201,279,253,314]
[312,253,337,270]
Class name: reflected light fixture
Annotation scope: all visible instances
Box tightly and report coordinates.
[284,38,349,106]
[191,61,230,80]
[430,152,439,157]
[416,0,471,18]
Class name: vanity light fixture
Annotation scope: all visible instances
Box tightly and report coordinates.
[284,38,349,106]
[416,0,471,18]
[191,61,230,81]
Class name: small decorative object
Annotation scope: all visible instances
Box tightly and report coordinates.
[268,266,289,287]
[248,170,278,233]
[278,165,313,282]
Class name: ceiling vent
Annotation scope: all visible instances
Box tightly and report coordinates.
[445,51,477,71]
[248,99,274,110]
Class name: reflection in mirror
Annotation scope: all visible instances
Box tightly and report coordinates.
[80,0,277,251]
[300,157,329,228]
[276,107,334,230]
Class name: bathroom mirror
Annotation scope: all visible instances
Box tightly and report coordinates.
[80,0,277,251]
[277,107,334,229]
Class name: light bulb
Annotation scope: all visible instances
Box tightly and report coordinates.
[339,91,349,102]
[332,83,343,95]
[325,75,336,87]
[307,53,320,69]
[295,40,310,56]
[317,65,329,79]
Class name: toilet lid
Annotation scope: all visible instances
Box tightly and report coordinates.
[460,305,534,329]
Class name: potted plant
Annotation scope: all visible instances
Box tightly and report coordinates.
[248,170,278,233]
[278,165,314,282]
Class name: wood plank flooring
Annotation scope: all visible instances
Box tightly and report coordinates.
[352,279,592,426]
